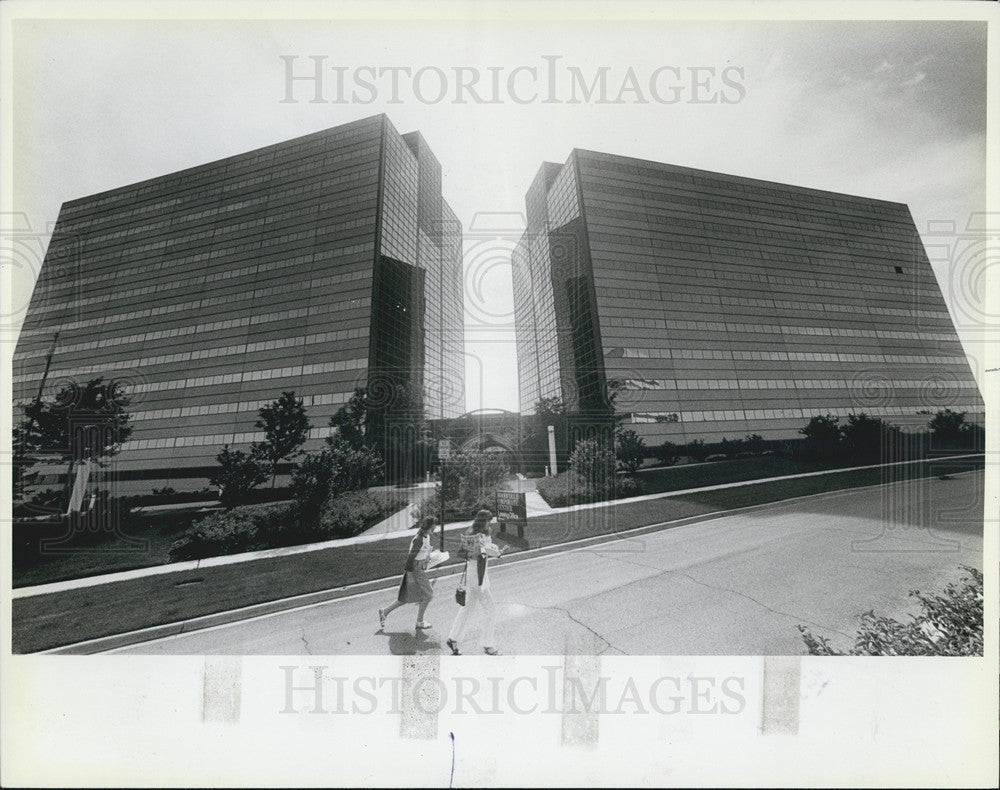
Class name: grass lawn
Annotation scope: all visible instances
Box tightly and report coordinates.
[12,508,210,588]
[11,454,983,653]
[635,454,844,495]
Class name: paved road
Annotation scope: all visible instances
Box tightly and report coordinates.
[109,471,983,655]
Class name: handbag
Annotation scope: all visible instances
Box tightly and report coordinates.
[455,564,467,606]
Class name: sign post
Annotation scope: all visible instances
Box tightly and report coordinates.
[437,439,452,551]
[547,425,558,475]
[495,490,528,540]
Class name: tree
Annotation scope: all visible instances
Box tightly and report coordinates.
[799,414,842,460]
[290,436,384,521]
[436,448,510,515]
[615,428,646,474]
[254,391,311,486]
[928,409,980,450]
[17,377,133,509]
[535,396,566,417]
[840,413,900,461]
[209,445,269,509]
[743,434,766,456]
[329,388,368,450]
[653,440,679,466]
[569,438,617,494]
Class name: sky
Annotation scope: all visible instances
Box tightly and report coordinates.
[5,13,990,413]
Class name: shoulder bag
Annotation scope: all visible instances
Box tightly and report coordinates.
[455,564,467,606]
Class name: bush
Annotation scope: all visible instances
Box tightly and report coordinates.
[614,475,645,499]
[290,437,384,520]
[210,445,268,509]
[170,503,292,560]
[536,472,589,508]
[615,429,646,474]
[652,440,679,466]
[435,448,510,516]
[570,439,616,488]
[169,491,407,560]
[317,489,408,540]
[840,413,900,462]
[684,439,708,462]
[798,566,983,656]
[929,409,984,451]
[535,470,645,508]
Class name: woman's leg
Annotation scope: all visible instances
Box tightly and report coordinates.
[416,599,430,625]
[480,584,497,649]
[380,599,405,625]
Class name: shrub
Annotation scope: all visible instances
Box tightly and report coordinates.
[615,429,646,474]
[652,440,679,466]
[743,434,766,456]
[170,491,407,560]
[840,413,900,462]
[614,475,645,499]
[929,409,983,451]
[316,489,407,540]
[535,470,645,507]
[209,445,268,509]
[170,503,292,560]
[717,437,742,459]
[798,414,842,461]
[569,439,616,488]
[684,439,708,462]
[798,566,983,656]
[436,448,510,516]
[290,437,383,520]
[536,472,589,508]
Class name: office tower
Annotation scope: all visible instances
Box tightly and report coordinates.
[512,150,983,443]
[13,115,464,489]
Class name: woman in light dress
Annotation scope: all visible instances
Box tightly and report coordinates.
[447,509,508,656]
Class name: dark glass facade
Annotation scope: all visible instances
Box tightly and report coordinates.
[13,115,464,488]
[513,149,984,443]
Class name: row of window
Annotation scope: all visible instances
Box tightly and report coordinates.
[21,291,371,338]
[602,303,951,331]
[630,401,985,425]
[594,266,937,302]
[30,259,374,319]
[14,327,370,384]
[616,348,967,365]
[134,358,367,394]
[121,424,339,452]
[622,377,979,392]
[40,238,375,303]
[129,391,353,422]
[18,305,366,359]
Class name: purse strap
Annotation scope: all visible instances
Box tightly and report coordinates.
[459,563,468,587]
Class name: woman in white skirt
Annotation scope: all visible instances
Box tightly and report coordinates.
[447,509,507,656]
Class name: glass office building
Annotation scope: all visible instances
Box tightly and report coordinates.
[13,115,464,489]
[512,149,984,443]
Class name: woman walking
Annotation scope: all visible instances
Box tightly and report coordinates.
[447,509,508,656]
[379,516,438,632]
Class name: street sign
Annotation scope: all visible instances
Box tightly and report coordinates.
[495,490,527,538]
[438,439,452,460]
